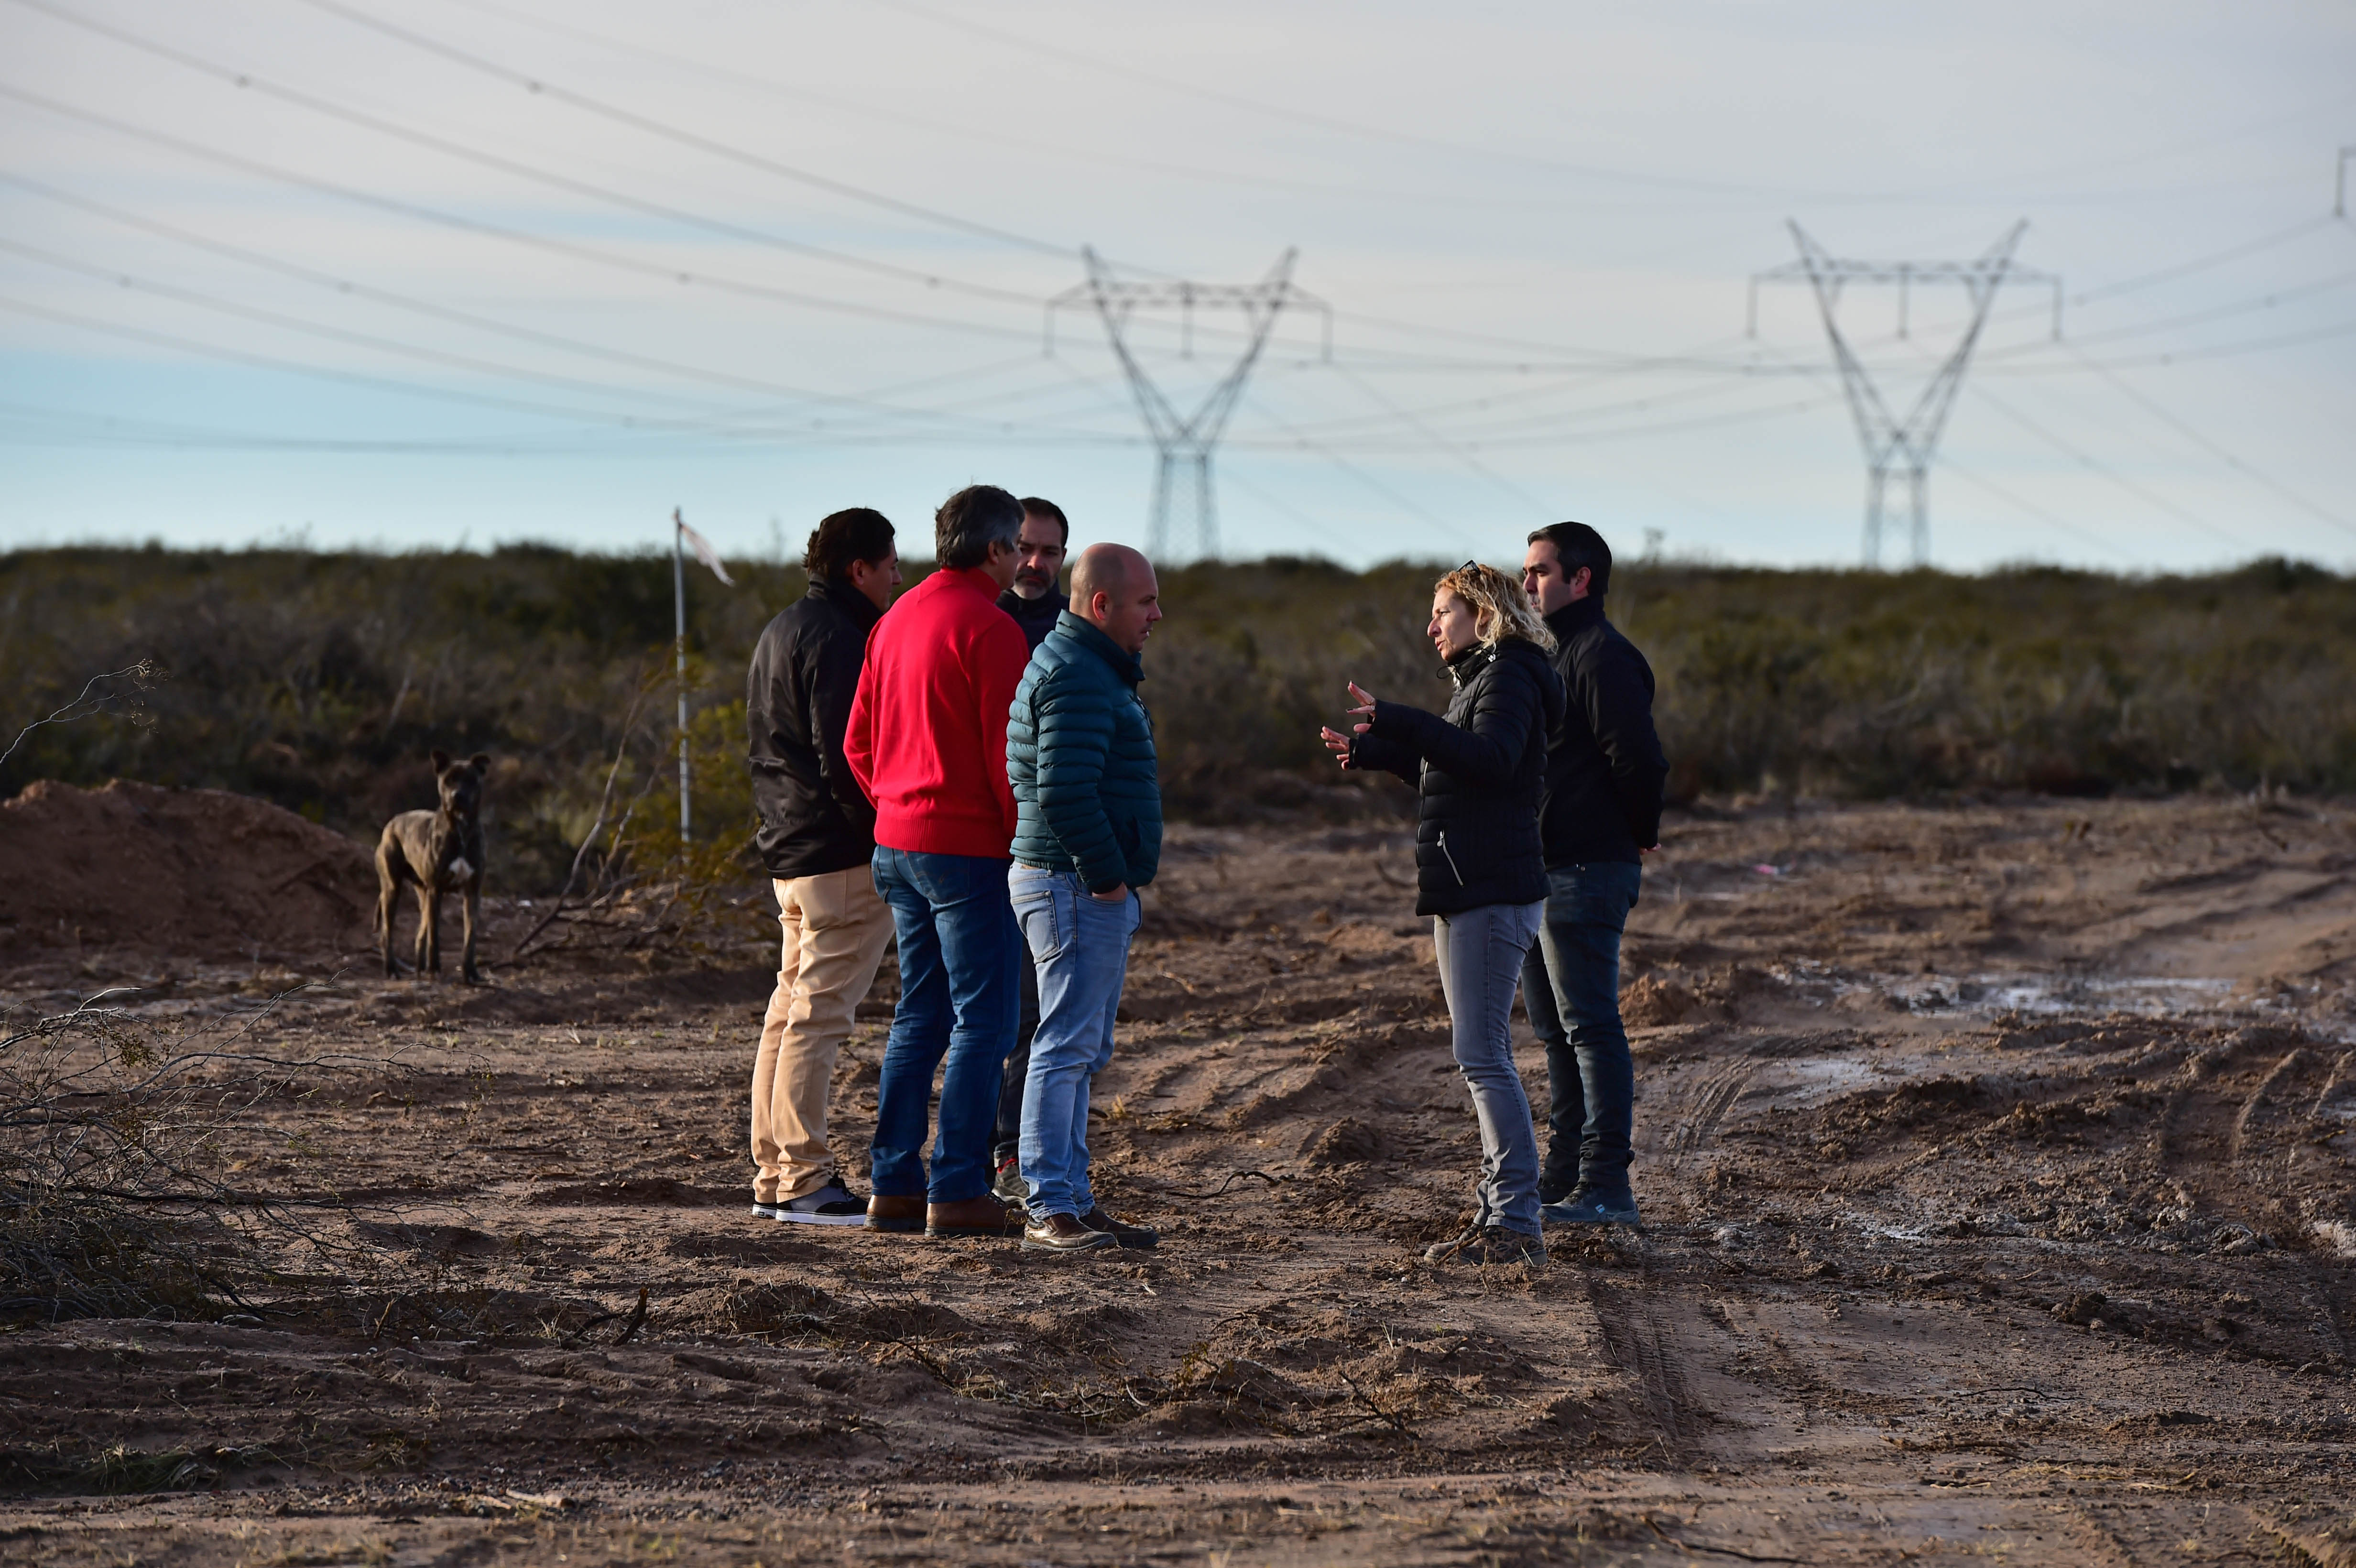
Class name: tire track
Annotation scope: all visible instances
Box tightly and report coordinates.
[1583,1267,1699,1463]
[1658,1061,1756,1173]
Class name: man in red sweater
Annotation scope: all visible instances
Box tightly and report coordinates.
[845,484,1033,1238]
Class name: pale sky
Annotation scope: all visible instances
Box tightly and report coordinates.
[2,0,2351,570]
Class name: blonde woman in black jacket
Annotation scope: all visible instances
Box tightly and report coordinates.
[1321,563,1565,1265]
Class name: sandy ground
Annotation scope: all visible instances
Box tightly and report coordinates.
[3,794,2353,1565]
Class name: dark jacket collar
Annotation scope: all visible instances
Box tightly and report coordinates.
[999,585,1068,623]
[1052,610,1144,686]
[1544,595,1606,641]
[806,573,883,632]
[1443,641,1498,687]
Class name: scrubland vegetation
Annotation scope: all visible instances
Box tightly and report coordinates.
[4,544,2351,891]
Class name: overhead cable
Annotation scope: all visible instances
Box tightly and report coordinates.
[1966,384,2245,550]
[2060,343,2355,539]
[0,172,1030,419]
[6,0,1045,308]
[283,0,1075,257]
[0,81,1041,344]
[2073,216,2336,303]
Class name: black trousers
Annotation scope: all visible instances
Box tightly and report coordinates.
[991,953,1042,1166]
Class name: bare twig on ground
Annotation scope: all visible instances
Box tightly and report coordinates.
[1335,1367,1416,1438]
[0,660,160,776]
[0,980,388,1323]
[1158,1170,1286,1200]
[510,684,648,962]
[614,1285,650,1345]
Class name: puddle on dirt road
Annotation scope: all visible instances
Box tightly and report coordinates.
[1867,972,2237,1017]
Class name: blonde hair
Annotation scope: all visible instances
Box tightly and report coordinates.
[1435,562,1556,652]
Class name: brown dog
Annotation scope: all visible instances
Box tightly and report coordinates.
[376,750,489,983]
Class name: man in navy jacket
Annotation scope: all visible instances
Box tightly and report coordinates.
[1003,543,1164,1253]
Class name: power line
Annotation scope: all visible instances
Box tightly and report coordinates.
[0,290,725,429]
[432,0,1681,220]
[1976,315,2356,372]
[1326,359,1554,517]
[0,81,1042,344]
[0,272,1126,444]
[285,0,1075,257]
[0,233,738,415]
[2073,216,2335,302]
[1985,265,2356,357]
[1933,455,2138,565]
[6,0,1044,308]
[0,172,1032,421]
[2059,342,2355,540]
[1965,382,2246,552]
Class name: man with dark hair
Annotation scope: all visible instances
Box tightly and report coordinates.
[845,485,1032,1239]
[999,498,1071,652]
[744,507,902,1224]
[988,496,1072,1200]
[1520,520,1668,1228]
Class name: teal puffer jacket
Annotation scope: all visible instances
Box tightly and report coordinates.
[1007,611,1162,893]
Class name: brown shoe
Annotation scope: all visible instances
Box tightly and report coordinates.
[926,1196,1016,1239]
[866,1193,924,1234]
[1024,1210,1116,1253]
[1079,1207,1159,1250]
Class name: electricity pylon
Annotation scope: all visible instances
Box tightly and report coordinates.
[1752,222,2059,568]
[1051,248,1326,561]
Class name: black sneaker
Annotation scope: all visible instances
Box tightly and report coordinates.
[751,1199,784,1221]
[776,1180,867,1226]
[992,1155,1026,1204]
[1540,1188,1642,1227]
[1079,1207,1158,1249]
[1422,1225,1548,1266]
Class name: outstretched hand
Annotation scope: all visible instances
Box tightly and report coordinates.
[1319,682,1380,769]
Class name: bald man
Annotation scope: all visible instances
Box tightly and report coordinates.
[1003,544,1165,1252]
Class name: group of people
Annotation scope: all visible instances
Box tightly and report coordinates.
[744,483,1665,1264]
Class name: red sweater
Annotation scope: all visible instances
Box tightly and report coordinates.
[845,566,1029,859]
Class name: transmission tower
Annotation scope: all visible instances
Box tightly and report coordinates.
[1051,248,1326,560]
[1752,222,2059,567]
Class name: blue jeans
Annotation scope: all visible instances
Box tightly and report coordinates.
[1010,865,1140,1219]
[869,848,1022,1204]
[1433,899,1547,1238]
[1519,860,1642,1199]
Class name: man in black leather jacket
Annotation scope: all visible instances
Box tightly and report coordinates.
[743,508,900,1226]
[1520,522,1669,1227]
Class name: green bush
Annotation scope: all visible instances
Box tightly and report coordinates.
[5,545,2351,893]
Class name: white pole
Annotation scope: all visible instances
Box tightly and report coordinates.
[673,507,691,845]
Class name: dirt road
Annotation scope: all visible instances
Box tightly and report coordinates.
[3,795,2351,1564]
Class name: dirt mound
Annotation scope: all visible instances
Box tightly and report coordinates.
[0,779,375,964]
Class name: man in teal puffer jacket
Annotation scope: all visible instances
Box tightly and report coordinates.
[1004,543,1164,1253]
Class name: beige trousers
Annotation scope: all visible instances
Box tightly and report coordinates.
[749,866,892,1203]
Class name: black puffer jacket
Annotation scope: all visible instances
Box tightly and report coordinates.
[746,576,884,879]
[1348,637,1566,916]
[1539,597,1668,866]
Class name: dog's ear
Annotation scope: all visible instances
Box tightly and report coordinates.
[469,752,491,775]
[430,748,452,773]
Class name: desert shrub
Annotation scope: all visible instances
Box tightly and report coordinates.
[0,988,365,1323]
[7,545,2356,886]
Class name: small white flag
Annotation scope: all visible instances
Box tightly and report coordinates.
[674,509,734,586]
